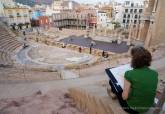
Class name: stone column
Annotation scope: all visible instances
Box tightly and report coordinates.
[144,21,153,48]
[151,0,165,45]
[117,32,122,44]
[137,22,143,40]
[135,24,140,40]
[127,23,133,46]
[92,25,95,37]
[138,0,156,42]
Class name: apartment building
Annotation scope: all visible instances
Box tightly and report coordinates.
[4,6,30,27]
[52,9,97,30]
[122,0,144,28]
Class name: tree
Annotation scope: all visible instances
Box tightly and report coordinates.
[18,23,24,30]
[25,22,30,28]
[10,23,16,30]
[112,21,121,29]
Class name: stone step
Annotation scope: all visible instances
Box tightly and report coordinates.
[60,70,79,79]
[0,41,21,53]
[0,52,5,65]
[0,39,16,45]
[69,84,163,114]
[6,42,21,52]
[0,37,16,42]
[69,85,127,114]
[0,34,11,37]
[0,40,18,50]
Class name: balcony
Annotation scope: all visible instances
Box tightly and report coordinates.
[24,14,28,17]
[17,15,21,17]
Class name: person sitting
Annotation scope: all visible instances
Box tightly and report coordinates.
[108,46,158,114]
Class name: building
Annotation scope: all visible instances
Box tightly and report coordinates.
[97,11,107,28]
[3,6,30,27]
[0,0,14,17]
[45,0,79,16]
[100,5,113,19]
[0,0,31,28]
[39,16,50,27]
[97,10,114,30]
[122,0,144,29]
[52,9,97,30]
[112,0,144,29]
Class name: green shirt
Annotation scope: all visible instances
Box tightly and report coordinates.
[124,67,158,113]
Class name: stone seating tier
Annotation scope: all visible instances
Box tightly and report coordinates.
[69,84,159,114]
[69,85,127,114]
[0,25,22,65]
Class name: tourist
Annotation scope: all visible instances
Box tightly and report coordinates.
[70,38,73,42]
[91,41,96,46]
[102,51,105,57]
[62,43,66,48]
[79,47,82,53]
[24,37,27,41]
[89,45,92,54]
[36,37,39,42]
[108,46,158,114]
[23,31,26,36]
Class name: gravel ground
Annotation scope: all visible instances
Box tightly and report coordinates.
[0,90,85,114]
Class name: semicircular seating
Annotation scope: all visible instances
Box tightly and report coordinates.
[0,23,22,66]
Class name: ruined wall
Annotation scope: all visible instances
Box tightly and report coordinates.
[138,0,155,41]
[151,0,165,45]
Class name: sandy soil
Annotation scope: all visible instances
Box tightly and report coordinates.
[0,90,85,114]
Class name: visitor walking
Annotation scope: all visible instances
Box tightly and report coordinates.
[79,47,82,53]
[102,51,105,57]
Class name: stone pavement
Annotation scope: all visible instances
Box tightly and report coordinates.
[60,36,129,53]
[0,57,165,100]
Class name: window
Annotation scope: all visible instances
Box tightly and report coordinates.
[123,19,125,23]
[8,10,12,15]
[125,1,130,5]
[135,15,138,18]
[134,9,137,13]
[24,14,28,17]
[134,20,137,24]
[131,3,134,7]
[17,13,21,17]
[125,9,128,13]
[130,9,133,13]
[139,9,143,13]
[127,14,130,18]
[127,20,130,23]
[123,14,126,18]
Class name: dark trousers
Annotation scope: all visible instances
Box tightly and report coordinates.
[109,80,139,114]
